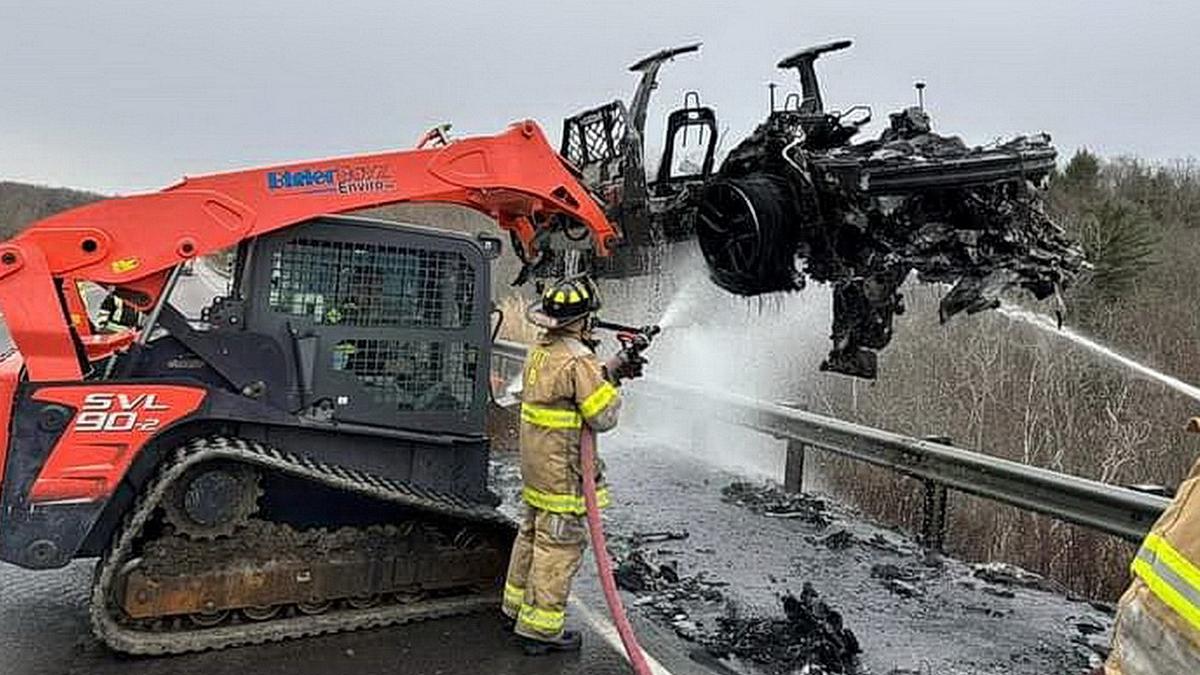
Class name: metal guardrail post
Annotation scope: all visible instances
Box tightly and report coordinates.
[784,439,806,493]
[921,480,948,553]
[919,435,952,553]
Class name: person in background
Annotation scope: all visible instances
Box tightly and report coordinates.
[1103,417,1200,674]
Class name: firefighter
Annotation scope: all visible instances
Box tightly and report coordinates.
[97,293,140,330]
[1104,417,1200,674]
[501,276,641,655]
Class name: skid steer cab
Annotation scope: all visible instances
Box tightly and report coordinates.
[0,120,621,654]
[0,215,498,561]
[0,216,516,653]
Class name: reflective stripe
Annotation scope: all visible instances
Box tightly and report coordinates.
[522,485,610,515]
[518,604,565,634]
[503,582,525,611]
[521,403,582,429]
[1132,533,1200,632]
[579,381,618,419]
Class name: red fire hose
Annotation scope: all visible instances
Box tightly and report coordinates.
[580,425,653,675]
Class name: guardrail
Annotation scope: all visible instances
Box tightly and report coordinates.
[491,340,1169,547]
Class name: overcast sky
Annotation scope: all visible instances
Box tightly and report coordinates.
[1,1,1196,194]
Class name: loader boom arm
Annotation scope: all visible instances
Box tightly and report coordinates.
[0,120,616,381]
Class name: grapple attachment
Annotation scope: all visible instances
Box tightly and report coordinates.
[564,41,1086,379]
[694,53,1084,377]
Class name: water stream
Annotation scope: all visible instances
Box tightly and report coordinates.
[998,304,1200,403]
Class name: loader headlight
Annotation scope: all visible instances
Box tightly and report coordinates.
[476,234,503,261]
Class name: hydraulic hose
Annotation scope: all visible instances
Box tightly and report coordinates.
[580,425,652,675]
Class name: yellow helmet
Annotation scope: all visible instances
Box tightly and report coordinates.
[526,276,602,329]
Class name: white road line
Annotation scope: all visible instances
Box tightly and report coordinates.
[571,598,676,675]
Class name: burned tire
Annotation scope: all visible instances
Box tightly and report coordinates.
[696,174,805,296]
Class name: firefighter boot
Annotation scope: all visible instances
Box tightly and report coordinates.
[519,630,583,655]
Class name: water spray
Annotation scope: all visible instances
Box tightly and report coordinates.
[656,266,709,330]
[998,303,1200,403]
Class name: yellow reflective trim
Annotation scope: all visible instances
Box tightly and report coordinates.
[517,604,565,634]
[578,285,590,299]
[1131,533,1200,633]
[568,290,581,303]
[520,403,582,429]
[522,486,610,515]
[554,290,567,303]
[1133,558,1200,633]
[1146,534,1200,591]
[579,382,618,419]
[503,582,524,610]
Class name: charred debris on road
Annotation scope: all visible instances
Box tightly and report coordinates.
[610,481,862,674]
[721,481,831,526]
[705,584,861,675]
[612,480,1112,674]
[613,530,862,675]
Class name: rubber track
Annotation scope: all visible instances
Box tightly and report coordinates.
[90,435,513,655]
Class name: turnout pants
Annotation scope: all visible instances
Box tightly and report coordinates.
[502,505,586,639]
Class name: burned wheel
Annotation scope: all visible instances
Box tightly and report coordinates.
[162,463,261,540]
[696,174,805,296]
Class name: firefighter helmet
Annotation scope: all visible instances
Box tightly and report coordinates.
[526,276,602,329]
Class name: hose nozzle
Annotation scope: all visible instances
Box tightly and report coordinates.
[594,320,661,350]
[595,320,660,384]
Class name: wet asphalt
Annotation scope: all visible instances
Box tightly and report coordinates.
[0,556,654,675]
[593,423,1112,675]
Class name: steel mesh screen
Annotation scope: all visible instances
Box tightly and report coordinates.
[565,129,585,167]
[269,238,475,328]
[563,105,625,168]
[331,339,478,411]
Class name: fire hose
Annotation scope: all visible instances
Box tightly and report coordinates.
[581,424,652,675]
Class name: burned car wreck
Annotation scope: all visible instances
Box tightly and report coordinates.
[542,39,1085,378]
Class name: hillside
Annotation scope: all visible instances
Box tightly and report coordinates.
[0,182,104,238]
